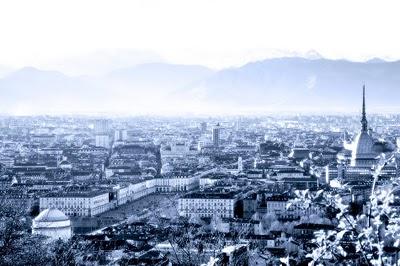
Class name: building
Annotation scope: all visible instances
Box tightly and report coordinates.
[243,193,257,219]
[40,190,113,217]
[201,122,207,134]
[96,135,110,149]
[266,195,288,217]
[128,178,157,201]
[114,129,128,141]
[178,191,239,218]
[289,147,310,161]
[94,119,109,134]
[238,156,243,172]
[265,195,320,220]
[160,142,198,158]
[155,173,199,192]
[351,86,377,167]
[278,177,318,190]
[213,123,221,147]
[94,119,110,149]
[32,208,72,241]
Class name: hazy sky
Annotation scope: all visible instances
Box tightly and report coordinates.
[1,0,400,71]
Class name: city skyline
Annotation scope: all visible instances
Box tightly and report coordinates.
[1,1,400,265]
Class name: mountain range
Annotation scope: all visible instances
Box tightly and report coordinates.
[1,57,400,115]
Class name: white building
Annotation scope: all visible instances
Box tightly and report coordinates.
[40,191,112,217]
[128,178,157,201]
[114,129,128,141]
[155,174,199,192]
[199,176,220,189]
[178,191,238,218]
[95,135,110,149]
[161,142,198,158]
[32,208,72,241]
[266,195,321,219]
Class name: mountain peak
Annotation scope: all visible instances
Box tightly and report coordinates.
[303,50,323,60]
[366,57,387,64]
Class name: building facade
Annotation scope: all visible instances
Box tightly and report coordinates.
[178,191,238,218]
[40,191,113,217]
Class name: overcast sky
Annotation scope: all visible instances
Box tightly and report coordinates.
[1,0,400,71]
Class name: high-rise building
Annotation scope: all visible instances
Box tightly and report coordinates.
[238,156,243,172]
[94,119,109,134]
[201,122,207,134]
[94,119,110,148]
[212,123,221,147]
[121,129,128,141]
[96,135,110,148]
[114,129,121,141]
[236,117,242,131]
[114,129,128,142]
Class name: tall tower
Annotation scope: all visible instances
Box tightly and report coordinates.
[238,156,243,172]
[351,85,376,168]
[94,119,110,149]
[361,85,368,132]
[212,123,221,147]
[200,122,207,134]
[94,119,109,134]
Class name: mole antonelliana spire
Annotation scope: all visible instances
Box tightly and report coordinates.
[351,85,377,167]
[361,85,368,132]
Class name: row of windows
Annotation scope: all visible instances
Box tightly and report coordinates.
[182,199,234,203]
[181,203,232,208]
[182,207,231,211]
[184,213,233,218]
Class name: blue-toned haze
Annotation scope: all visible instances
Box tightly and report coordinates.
[0,0,400,114]
[1,57,400,115]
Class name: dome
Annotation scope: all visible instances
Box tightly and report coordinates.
[352,131,375,159]
[32,208,72,241]
[350,85,378,168]
[34,208,69,223]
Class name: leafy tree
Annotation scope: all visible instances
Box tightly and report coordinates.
[49,239,78,266]
[0,199,49,265]
[286,154,400,265]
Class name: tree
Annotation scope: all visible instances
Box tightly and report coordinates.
[49,239,78,266]
[0,199,49,265]
[261,212,277,232]
[287,154,400,265]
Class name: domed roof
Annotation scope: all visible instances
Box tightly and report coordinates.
[34,208,69,223]
[352,131,375,159]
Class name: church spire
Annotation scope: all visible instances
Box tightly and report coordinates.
[361,85,368,132]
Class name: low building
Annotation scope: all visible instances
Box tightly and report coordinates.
[278,177,319,190]
[40,190,113,217]
[178,191,239,218]
[289,147,310,161]
[155,173,199,192]
[32,208,72,241]
[266,195,288,217]
[160,142,198,158]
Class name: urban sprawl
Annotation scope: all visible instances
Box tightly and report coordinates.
[2,88,400,265]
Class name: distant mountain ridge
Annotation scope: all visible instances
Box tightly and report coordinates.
[0,58,399,114]
[177,57,400,112]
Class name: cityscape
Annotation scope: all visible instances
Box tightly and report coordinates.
[2,88,400,265]
[2,1,400,266]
